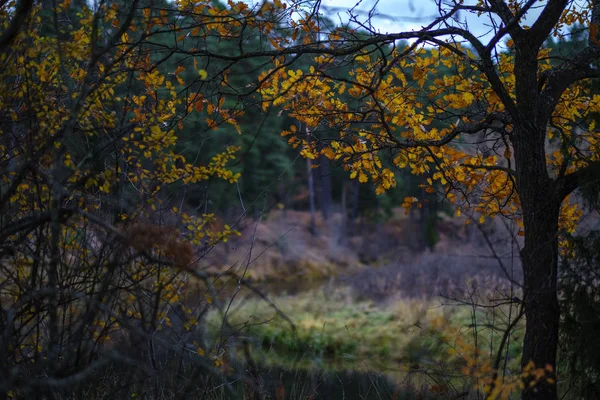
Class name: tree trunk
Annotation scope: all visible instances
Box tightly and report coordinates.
[419,185,430,251]
[520,198,560,400]
[307,155,317,236]
[347,179,360,236]
[514,128,561,400]
[306,126,317,236]
[317,156,332,220]
[338,180,347,245]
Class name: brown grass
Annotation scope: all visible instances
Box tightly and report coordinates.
[201,209,523,297]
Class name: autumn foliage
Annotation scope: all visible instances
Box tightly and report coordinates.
[1,0,600,398]
[0,0,247,396]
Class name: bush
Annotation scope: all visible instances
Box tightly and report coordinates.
[559,231,600,399]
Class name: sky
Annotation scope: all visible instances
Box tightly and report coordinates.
[316,0,547,43]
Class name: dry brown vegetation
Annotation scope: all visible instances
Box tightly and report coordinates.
[202,209,523,297]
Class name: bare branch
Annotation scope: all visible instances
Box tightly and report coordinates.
[484,0,536,52]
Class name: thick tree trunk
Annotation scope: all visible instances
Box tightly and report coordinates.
[520,201,560,400]
[514,128,561,400]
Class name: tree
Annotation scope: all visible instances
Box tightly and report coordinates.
[0,0,280,397]
[253,1,600,399]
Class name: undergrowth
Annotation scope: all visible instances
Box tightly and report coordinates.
[207,285,528,398]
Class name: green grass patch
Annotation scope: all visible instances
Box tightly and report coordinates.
[207,286,525,376]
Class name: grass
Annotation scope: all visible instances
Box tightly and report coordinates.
[207,285,525,381]
[43,282,527,399]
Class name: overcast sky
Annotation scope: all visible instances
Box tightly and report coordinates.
[317,0,550,43]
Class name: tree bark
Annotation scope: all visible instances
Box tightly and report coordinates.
[520,201,560,400]
[513,128,561,400]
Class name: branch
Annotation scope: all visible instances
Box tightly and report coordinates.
[539,0,600,118]
[71,209,297,332]
[493,306,525,371]
[541,46,600,112]
[178,11,518,119]
[556,162,600,200]
[178,24,494,66]
[486,0,519,29]
[528,0,568,47]
[0,0,33,53]
[393,112,509,149]
[485,0,535,52]
[0,209,74,244]
[460,163,516,176]
[421,34,518,119]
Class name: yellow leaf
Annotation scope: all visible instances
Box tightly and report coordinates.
[358,171,368,183]
[300,148,315,159]
[322,147,335,159]
[463,92,475,104]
